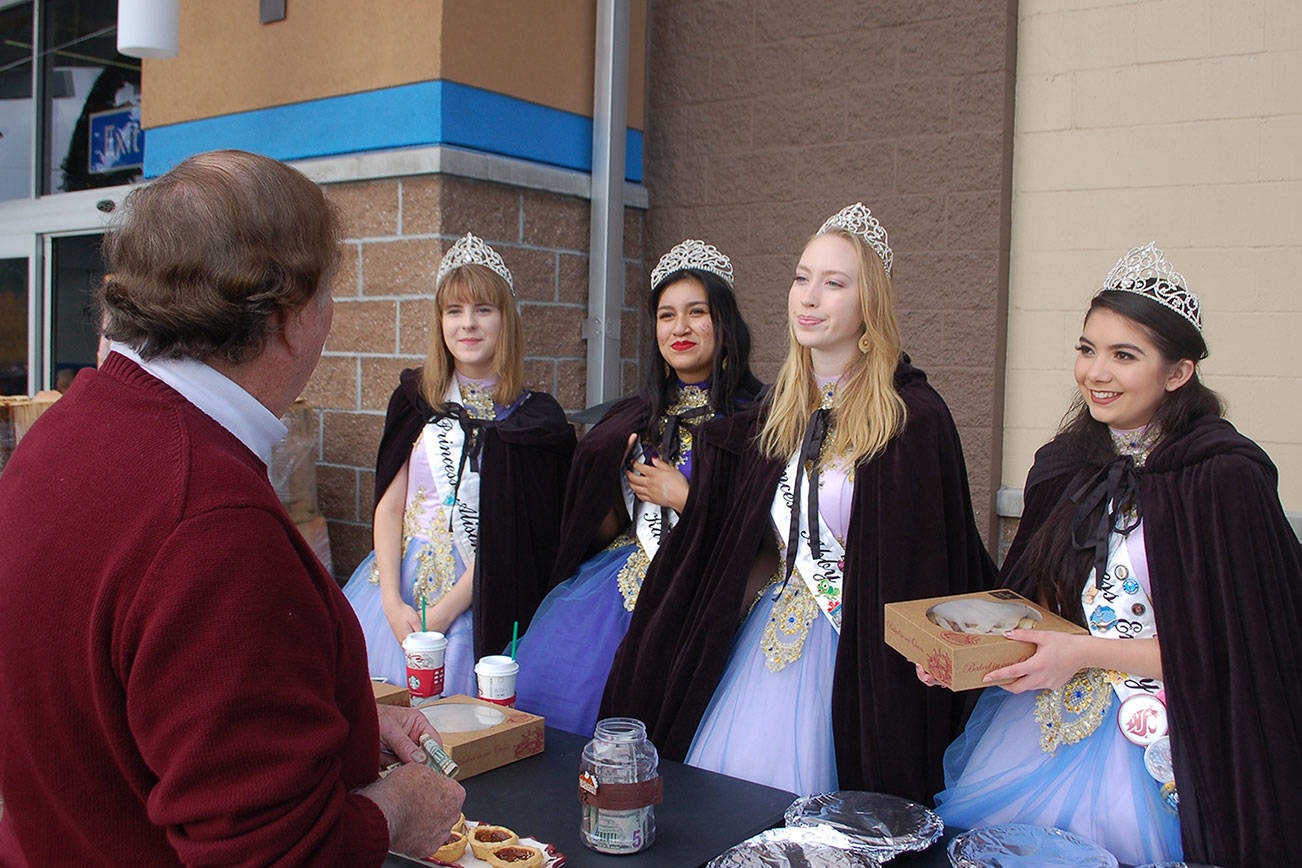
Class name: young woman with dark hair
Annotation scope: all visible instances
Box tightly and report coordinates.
[602,205,996,799]
[342,233,574,698]
[928,244,1302,867]
[511,239,762,737]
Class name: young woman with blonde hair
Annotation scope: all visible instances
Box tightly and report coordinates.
[603,204,995,799]
[343,233,574,697]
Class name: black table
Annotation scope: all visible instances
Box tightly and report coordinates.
[386,727,798,867]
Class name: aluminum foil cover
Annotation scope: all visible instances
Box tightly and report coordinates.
[947,824,1118,868]
[708,826,882,868]
[1133,863,1227,867]
[784,791,943,859]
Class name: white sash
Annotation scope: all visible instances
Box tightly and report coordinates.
[770,449,846,633]
[619,440,677,564]
[1080,514,1166,742]
[419,379,483,568]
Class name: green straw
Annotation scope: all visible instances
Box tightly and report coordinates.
[421,598,427,632]
[510,620,519,660]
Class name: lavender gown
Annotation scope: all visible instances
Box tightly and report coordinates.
[935,523,1183,866]
[342,375,516,700]
[514,387,709,737]
[685,455,854,797]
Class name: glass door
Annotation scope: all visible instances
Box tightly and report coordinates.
[44,230,101,389]
[0,233,30,394]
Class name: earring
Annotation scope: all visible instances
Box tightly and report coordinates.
[858,334,871,353]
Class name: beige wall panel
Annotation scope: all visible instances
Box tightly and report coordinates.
[1005,0,1302,511]
[1019,0,1264,77]
[143,0,444,128]
[440,0,647,128]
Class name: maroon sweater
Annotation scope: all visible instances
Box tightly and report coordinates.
[0,355,389,866]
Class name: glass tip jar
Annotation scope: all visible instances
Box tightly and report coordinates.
[579,717,663,854]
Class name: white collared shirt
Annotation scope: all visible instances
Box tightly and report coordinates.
[108,342,287,466]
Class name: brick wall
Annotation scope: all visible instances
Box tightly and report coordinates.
[303,173,645,580]
[642,0,1018,539]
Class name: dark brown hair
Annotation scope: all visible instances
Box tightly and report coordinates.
[98,149,339,364]
[1022,290,1223,623]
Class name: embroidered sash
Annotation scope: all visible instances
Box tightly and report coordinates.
[770,448,846,634]
[1080,517,1165,741]
[613,440,677,611]
[420,379,484,570]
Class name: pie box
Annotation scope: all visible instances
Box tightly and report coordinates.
[371,680,410,707]
[884,589,1088,691]
[417,695,545,781]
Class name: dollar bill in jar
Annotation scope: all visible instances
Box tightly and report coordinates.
[578,717,663,854]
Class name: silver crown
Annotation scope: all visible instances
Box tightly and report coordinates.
[436,233,514,295]
[650,239,734,289]
[1100,242,1201,331]
[819,202,893,276]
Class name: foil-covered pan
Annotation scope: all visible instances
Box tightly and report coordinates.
[784,791,943,861]
[947,824,1118,867]
[708,826,882,868]
[1134,863,1226,867]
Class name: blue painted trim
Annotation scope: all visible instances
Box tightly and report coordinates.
[143,80,643,183]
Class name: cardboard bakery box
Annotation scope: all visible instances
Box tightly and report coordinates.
[418,695,544,781]
[371,680,410,707]
[884,589,1087,691]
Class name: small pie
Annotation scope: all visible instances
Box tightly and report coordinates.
[452,813,466,835]
[484,844,544,868]
[431,829,467,862]
[469,824,519,860]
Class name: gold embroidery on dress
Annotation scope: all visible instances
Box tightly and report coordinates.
[609,536,645,611]
[758,538,817,671]
[652,385,714,468]
[458,380,496,420]
[761,576,818,671]
[1033,668,1110,754]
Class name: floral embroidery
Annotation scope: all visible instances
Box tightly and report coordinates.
[760,576,819,672]
[652,384,713,468]
[605,534,648,611]
[1034,668,1110,754]
[458,380,496,420]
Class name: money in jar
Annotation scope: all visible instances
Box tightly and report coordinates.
[578,717,663,854]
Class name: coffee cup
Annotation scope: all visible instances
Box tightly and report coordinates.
[403,631,448,704]
[474,655,520,707]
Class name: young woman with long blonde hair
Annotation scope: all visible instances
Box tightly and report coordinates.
[603,204,995,799]
[343,233,574,697]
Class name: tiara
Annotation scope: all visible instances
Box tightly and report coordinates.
[819,202,893,276]
[650,239,734,289]
[436,233,514,295]
[1099,242,1201,331]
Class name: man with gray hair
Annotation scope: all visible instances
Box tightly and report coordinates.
[0,150,462,865]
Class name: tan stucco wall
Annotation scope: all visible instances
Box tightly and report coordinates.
[143,0,645,129]
[1003,0,1302,511]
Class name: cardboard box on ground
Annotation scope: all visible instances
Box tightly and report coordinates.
[270,398,332,574]
[0,394,60,473]
[885,589,1088,691]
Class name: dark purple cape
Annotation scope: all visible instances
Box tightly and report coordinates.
[549,395,650,586]
[601,361,997,802]
[1003,416,1302,867]
[374,369,576,659]
[550,379,764,587]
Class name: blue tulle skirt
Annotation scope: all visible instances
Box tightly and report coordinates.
[935,687,1182,866]
[512,541,637,736]
[342,541,476,700]
[685,587,839,796]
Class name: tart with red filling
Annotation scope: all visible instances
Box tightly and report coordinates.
[431,829,467,862]
[484,843,543,868]
[468,825,519,860]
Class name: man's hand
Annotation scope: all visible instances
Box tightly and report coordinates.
[358,764,464,858]
[376,703,441,766]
